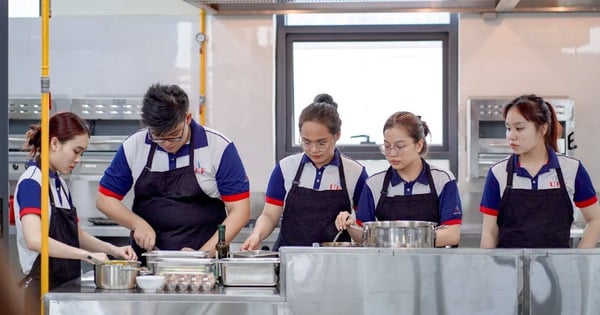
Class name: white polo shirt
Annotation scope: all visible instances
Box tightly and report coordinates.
[14,161,76,274]
[480,150,598,216]
[265,150,368,209]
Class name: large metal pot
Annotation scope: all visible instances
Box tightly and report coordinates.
[362,220,436,248]
[94,260,141,289]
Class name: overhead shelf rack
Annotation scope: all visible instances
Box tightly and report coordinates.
[182,0,600,15]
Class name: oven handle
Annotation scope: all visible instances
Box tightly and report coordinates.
[9,137,25,142]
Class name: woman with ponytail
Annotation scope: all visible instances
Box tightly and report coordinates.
[480,94,600,248]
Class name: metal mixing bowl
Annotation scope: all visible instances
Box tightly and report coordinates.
[94,260,141,289]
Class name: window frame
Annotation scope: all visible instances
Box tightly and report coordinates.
[275,14,459,176]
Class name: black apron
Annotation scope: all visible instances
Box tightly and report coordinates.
[375,162,440,223]
[20,180,81,315]
[275,153,352,249]
[131,129,227,259]
[497,154,573,248]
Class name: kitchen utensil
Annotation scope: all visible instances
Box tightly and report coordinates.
[220,258,279,287]
[319,242,359,247]
[332,229,343,243]
[87,217,117,226]
[231,250,279,258]
[362,220,437,248]
[136,275,165,292]
[142,250,209,258]
[94,260,141,289]
[146,257,216,275]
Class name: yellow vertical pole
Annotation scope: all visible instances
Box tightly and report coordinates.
[40,0,51,313]
[199,9,206,125]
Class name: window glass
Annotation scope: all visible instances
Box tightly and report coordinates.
[276,14,458,174]
[286,12,450,25]
[292,40,443,146]
[9,0,39,17]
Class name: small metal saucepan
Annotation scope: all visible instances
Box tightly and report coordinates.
[93,260,141,289]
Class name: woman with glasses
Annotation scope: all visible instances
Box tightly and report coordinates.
[335,111,462,247]
[480,95,600,248]
[241,93,368,250]
[96,83,250,259]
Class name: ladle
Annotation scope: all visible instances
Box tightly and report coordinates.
[332,229,343,243]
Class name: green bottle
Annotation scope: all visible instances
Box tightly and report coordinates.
[215,224,229,259]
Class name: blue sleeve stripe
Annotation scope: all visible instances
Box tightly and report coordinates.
[98,145,134,197]
[215,143,250,196]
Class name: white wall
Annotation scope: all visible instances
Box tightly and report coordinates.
[10,5,600,215]
[459,13,600,187]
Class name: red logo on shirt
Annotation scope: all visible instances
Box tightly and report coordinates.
[549,181,560,188]
[195,167,205,174]
[329,184,342,190]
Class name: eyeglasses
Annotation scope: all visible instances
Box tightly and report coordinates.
[379,143,407,156]
[300,138,330,152]
[149,123,187,144]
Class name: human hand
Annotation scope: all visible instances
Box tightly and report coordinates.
[132,220,156,251]
[335,211,355,231]
[84,252,109,264]
[113,245,137,261]
[240,233,261,251]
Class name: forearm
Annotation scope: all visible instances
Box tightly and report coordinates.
[96,193,144,231]
[435,224,460,247]
[578,219,600,248]
[347,225,363,243]
[30,237,89,261]
[480,215,499,248]
[199,199,250,252]
[78,228,116,256]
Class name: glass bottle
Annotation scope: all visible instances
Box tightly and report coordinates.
[215,224,229,259]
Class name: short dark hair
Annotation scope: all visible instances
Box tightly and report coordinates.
[298,93,342,135]
[141,83,189,135]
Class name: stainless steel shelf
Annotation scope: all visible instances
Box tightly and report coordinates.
[182,0,600,15]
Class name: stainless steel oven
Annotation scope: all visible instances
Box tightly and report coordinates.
[467,97,575,180]
[68,98,143,229]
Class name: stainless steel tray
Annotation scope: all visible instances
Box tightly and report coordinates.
[231,250,279,258]
[143,250,209,258]
[220,258,279,287]
[147,257,216,275]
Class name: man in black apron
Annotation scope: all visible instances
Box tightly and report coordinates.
[131,128,227,259]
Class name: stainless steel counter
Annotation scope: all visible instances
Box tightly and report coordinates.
[45,271,287,315]
[44,248,600,315]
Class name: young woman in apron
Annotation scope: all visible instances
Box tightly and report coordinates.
[336,111,463,247]
[14,112,136,315]
[241,94,368,250]
[480,94,600,248]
